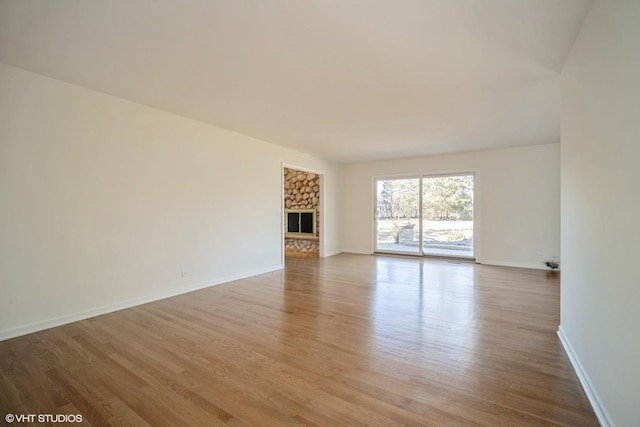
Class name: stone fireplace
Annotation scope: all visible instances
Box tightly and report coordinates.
[284,168,319,255]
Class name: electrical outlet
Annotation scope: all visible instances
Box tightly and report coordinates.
[537,252,545,259]
[181,270,190,278]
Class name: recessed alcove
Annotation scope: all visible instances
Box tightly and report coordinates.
[283,168,320,255]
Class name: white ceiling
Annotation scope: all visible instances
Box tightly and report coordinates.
[0,0,591,163]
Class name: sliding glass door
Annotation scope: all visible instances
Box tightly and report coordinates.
[421,174,474,257]
[375,174,474,258]
[375,178,421,255]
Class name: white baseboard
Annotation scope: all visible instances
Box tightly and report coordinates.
[339,254,554,270]
[322,249,344,257]
[480,259,553,271]
[341,249,373,255]
[0,264,283,342]
[557,326,613,427]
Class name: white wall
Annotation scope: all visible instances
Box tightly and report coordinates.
[342,144,560,269]
[0,63,342,339]
[560,2,640,426]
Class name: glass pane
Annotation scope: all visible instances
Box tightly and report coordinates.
[287,212,299,233]
[375,178,420,254]
[422,175,474,258]
[300,212,314,233]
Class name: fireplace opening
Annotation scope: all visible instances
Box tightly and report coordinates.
[286,209,316,235]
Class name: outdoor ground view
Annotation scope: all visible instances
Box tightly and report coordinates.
[376,175,474,257]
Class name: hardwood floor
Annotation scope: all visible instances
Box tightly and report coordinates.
[0,254,598,426]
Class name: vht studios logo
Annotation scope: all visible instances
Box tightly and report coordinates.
[5,413,83,423]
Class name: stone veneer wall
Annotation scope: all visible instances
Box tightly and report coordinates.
[284,168,320,254]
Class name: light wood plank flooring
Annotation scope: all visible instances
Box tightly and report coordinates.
[0,254,598,426]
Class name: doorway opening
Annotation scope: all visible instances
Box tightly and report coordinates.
[375,173,475,259]
[283,167,321,259]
